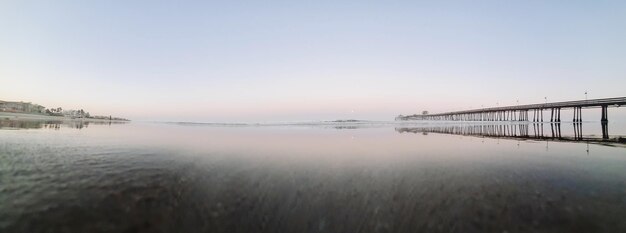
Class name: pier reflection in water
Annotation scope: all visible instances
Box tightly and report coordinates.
[396,122,622,146]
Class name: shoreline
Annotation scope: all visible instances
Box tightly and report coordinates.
[0,112,130,123]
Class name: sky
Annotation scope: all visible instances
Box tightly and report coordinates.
[1,0,625,122]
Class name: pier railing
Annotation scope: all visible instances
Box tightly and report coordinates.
[397,97,625,122]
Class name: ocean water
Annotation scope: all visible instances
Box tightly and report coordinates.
[1,120,626,233]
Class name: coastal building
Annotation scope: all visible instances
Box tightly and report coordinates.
[0,100,45,114]
[62,110,80,118]
[62,109,89,118]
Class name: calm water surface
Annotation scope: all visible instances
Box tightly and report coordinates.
[1,120,626,233]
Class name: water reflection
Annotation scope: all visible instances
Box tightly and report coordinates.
[396,122,625,146]
[550,123,562,138]
[2,120,626,232]
[0,119,128,130]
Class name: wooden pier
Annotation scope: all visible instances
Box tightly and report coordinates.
[396,97,625,122]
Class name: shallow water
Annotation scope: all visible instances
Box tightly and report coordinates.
[1,120,626,233]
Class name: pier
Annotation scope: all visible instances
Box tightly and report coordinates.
[397,97,625,122]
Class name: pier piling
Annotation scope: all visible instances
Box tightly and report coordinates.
[398,97,625,122]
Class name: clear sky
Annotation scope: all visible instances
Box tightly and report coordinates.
[1,1,625,122]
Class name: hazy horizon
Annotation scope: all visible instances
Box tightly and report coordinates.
[2,1,626,122]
